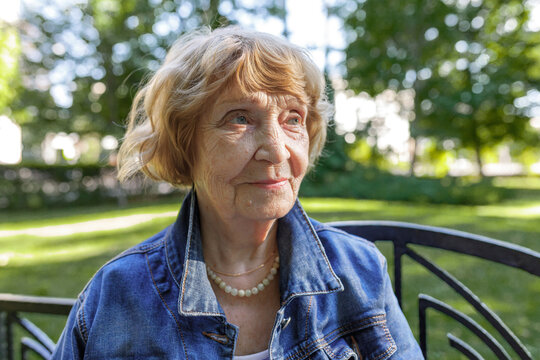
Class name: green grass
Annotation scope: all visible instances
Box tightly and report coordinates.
[0,196,183,230]
[0,194,539,359]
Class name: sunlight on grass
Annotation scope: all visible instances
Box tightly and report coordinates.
[476,203,540,219]
[0,218,175,268]
[0,211,177,237]
[0,201,181,230]
[3,242,119,267]
[301,196,540,221]
[300,197,387,212]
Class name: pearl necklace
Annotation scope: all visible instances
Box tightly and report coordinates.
[206,256,279,297]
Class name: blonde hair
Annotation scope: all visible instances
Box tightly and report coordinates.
[117,26,332,186]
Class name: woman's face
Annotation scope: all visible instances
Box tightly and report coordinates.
[193,85,310,222]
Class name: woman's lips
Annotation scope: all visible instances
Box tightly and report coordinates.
[250,178,288,189]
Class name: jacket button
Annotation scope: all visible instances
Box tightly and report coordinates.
[281,317,291,329]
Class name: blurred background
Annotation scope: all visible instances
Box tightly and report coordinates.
[0,0,539,358]
[0,0,539,209]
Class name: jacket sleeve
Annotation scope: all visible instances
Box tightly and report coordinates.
[382,266,425,359]
[50,299,86,360]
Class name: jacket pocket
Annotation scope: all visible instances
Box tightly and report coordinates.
[310,316,397,360]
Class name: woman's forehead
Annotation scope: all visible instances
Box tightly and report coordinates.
[214,86,307,109]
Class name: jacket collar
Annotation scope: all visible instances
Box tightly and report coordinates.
[165,191,343,317]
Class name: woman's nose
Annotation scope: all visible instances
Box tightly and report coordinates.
[254,126,291,164]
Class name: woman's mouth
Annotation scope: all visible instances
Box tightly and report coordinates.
[250,178,288,189]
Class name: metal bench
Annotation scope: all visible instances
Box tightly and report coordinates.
[1,221,539,359]
[0,294,74,360]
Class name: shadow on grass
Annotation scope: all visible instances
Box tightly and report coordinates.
[0,218,176,269]
[501,187,540,201]
[33,217,174,250]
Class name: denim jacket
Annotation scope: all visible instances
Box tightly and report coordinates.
[52,192,423,359]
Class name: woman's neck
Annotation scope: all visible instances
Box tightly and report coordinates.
[198,204,279,274]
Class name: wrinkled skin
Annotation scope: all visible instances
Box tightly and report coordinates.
[193,87,310,226]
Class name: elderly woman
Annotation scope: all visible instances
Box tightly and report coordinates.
[52,27,422,359]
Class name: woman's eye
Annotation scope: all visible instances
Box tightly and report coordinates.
[230,115,248,125]
[286,117,301,125]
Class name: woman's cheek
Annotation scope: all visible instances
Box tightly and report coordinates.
[289,132,310,178]
[207,137,254,187]
[194,136,236,196]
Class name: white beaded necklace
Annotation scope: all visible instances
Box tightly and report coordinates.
[206,256,279,297]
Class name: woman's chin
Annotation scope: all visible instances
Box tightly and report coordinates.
[236,190,296,221]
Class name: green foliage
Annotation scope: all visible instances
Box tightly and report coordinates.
[12,0,289,155]
[301,162,510,205]
[15,0,224,144]
[0,24,20,115]
[341,0,540,174]
[0,164,181,210]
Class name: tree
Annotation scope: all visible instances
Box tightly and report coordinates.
[343,0,540,176]
[15,0,225,147]
[0,22,21,117]
[13,0,289,161]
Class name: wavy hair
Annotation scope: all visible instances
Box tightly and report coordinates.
[117,26,332,186]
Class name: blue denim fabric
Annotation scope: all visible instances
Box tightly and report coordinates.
[52,191,423,359]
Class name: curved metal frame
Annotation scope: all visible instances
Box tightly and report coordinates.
[329,220,540,360]
[0,294,74,360]
[1,221,539,359]
[447,333,485,360]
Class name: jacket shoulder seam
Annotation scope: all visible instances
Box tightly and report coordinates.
[105,239,165,264]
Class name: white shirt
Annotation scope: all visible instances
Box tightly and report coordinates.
[233,349,270,360]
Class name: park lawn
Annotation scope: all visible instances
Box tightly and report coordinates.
[0,196,538,359]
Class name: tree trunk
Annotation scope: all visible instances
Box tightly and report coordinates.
[473,137,484,178]
[408,136,417,176]
[408,87,422,177]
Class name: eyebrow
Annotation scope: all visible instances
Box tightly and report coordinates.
[218,94,306,109]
